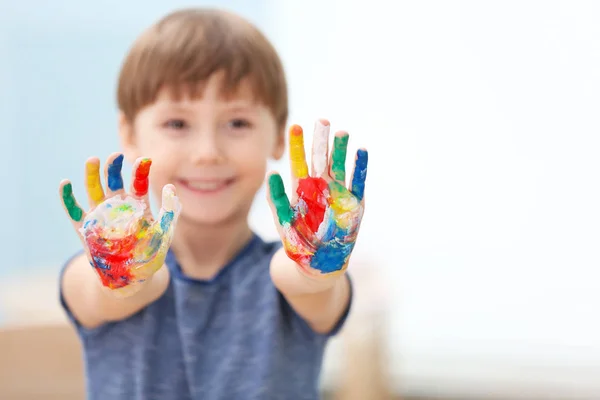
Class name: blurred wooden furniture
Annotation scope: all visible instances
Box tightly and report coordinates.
[0,323,85,400]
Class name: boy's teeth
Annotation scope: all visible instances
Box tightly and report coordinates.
[186,181,225,190]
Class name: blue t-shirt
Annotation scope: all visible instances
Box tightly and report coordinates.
[60,234,352,400]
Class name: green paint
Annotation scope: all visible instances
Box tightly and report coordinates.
[332,135,349,181]
[115,203,134,213]
[268,174,293,225]
[328,180,347,195]
[62,183,84,222]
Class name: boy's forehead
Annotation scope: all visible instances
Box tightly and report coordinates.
[157,74,259,106]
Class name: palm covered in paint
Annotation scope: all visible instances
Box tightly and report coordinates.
[268,121,368,277]
[59,153,181,294]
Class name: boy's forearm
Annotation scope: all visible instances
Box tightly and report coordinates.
[62,253,170,329]
[270,248,351,334]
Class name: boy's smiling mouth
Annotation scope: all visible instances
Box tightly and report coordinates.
[177,178,236,194]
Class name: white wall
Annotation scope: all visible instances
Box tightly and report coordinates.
[267,0,600,398]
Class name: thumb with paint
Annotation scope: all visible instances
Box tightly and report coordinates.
[59,153,181,297]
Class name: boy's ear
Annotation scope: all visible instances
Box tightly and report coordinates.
[271,127,286,160]
[118,112,139,163]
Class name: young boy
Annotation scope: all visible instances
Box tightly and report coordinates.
[58,8,368,400]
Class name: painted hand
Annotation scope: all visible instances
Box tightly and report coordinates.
[59,153,181,294]
[267,120,368,278]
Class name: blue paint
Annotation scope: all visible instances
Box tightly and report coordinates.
[91,258,110,270]
[83,219,98,229]
[149,234,162,252]
[319,209,337,242]
[141,233,162,262]
[310,230,353,273]
[351,149,368,200]
[107,154,124,191]
[160,210,174,232]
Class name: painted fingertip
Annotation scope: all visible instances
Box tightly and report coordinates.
[61,181,84,222]
[133,158,152,197]
[351,149,368,200]
[107,154,125,191]
[290,124,303,136]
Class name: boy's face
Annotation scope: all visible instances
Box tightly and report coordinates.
[120,73,285,226]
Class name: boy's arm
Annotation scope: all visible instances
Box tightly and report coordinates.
[266,122,368,335]
[270,248,350,334]
[59,154,180,330]
[62,253,170,329]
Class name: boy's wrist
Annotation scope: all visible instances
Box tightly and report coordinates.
[293,262,347,294]
[98,263,167,299]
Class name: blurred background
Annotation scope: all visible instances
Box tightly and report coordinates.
[1,0,600,399]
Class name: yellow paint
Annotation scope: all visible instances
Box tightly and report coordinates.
[328,182,360,229]
[86,161,105,204]
[289,125,308,178]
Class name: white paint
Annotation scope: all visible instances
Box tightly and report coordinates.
[311,120,330,177]
[80,196,146,238]
[316,208,334,241]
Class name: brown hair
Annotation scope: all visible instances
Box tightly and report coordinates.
[117,8,288,131]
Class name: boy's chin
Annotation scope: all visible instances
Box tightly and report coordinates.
[177,207,240,227]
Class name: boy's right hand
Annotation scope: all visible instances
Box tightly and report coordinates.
[59,153,181,297]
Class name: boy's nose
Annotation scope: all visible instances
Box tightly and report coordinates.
[190,134,225,165]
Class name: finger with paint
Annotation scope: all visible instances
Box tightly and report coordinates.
[60,178,96,263]
[130,157,154,218]
[85,157,105,208]
[330,132,349,184]
[311,120,330,178]
[155,184,181,234]
[60,179,86,225]
[104,152,126,197]
[350,149,368,201]
[131,158,152,198]
[289,124,309,179]
[268,173,293,226]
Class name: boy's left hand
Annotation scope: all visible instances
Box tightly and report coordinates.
[267,120,368,280]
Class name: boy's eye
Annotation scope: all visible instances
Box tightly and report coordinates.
[164,119,188,130]
[228,119,252,129]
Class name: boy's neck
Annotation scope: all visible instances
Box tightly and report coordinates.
[170,217,254,280]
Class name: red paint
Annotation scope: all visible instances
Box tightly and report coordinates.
[284,243,312,269]
[296,177,329,233]
[133,159,152,196]
[293,216,317,246]
[290,124,303,136]
[85,228,138,289]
